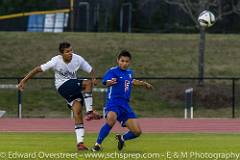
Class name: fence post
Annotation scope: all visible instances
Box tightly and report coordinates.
[17,79,22,119]
[185,88,193,119]
[120,2,132,32]
[79,2,90,32]
[70,0,74,32]
[232,78,236,118]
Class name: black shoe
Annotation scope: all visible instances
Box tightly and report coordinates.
[116,134,125,150]
[91,144,102,152]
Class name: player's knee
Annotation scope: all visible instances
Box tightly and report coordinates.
[106,119,116,127]
[106,112,117,127]
[106,116,116,126]
[133,129,142,137]
[73,110,82,117]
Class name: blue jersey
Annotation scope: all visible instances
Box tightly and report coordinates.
[102,66,133,104]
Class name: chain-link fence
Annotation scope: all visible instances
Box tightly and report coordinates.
[0,77,239,118]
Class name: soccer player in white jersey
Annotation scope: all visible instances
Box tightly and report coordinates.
[18,42,101,151]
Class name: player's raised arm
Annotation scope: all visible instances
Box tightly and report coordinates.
[132,79,153,89]
[17,66,43,92]
[18,55,57,92]
[89,68,97,86]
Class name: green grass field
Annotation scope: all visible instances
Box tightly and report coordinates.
[0,132,240,160]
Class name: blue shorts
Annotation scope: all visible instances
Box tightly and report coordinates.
[104,103,137,127]
[58,79,84,108]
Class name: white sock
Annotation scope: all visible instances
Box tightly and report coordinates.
[75,124,84,143]
[83,92,93,112]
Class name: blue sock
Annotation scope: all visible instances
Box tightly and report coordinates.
[122,131,138,141]
[96,123,112,144]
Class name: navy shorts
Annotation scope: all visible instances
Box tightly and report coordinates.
[104,103,137,127]
[58,79,84,108]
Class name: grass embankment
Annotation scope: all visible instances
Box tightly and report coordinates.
[0,32,240,117]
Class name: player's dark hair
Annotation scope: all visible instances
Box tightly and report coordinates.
[117,50,132,60]
[59,42,71,54]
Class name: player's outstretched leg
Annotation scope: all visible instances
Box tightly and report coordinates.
[116,118,142,151]
[82,80,102,121]
[92,111,117,152]
[72,100,88,151]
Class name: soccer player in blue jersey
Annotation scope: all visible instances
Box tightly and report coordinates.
[92,50,153,151]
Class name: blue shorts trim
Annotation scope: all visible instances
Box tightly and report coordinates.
[58,79,84,108]
[104,105,137,127]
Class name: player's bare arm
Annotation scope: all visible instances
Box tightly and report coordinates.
[89,68,97,86]
[18,66,43,91]
[132,79,153,89]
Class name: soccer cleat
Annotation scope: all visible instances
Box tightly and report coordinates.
[91,144,102,152]
[92,110,103,119]
[85,111,94,121]
[115,134,125,151]
[77,142,88,151]
[85,110,103,121]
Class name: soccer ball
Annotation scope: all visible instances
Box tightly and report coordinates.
[198,10,216,27]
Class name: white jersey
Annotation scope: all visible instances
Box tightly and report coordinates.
[40,53,92,89]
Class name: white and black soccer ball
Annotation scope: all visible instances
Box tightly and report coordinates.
[198,10,216,28]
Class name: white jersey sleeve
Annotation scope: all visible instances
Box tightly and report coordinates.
[40,56,57,72]
[77,55,92,73]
